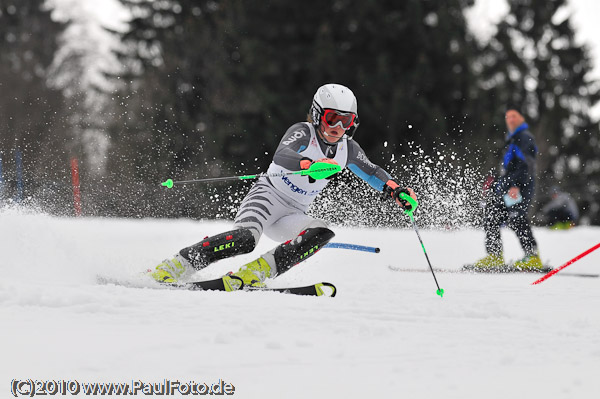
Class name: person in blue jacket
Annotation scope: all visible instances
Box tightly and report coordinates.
[472,104,542,270]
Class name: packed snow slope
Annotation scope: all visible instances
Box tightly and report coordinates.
[1,209,599,399]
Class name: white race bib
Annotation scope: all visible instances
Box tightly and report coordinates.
[267,123,348,205]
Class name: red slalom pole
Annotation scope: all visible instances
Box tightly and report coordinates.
[531,242,600,285]
[70,157,82,217]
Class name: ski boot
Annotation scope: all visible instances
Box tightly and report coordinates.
[550,221,574,230]
[466,253,505,270]
[223,257,273,291]
[223,227,335,291]
[150,254,194,284]
[513,253,543,271]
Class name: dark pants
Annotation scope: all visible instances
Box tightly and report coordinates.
[483,194,537,256]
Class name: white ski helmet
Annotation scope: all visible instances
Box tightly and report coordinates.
[309,83,359,141]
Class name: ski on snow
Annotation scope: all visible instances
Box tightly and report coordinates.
[388,265,598,278]
[97,275,337,297]
[181,276,337,297]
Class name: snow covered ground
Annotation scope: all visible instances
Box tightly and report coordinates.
[1,209,599,398]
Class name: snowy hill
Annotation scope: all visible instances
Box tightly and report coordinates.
[2,209,599,398]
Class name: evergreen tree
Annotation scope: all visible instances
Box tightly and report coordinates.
[105,0,599,223]
[0,0,67,209]
[476,0,600,223]
[114,0,482,204]
[46,0,129,178]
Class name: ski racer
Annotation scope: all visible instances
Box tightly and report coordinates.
[150,83,417,290]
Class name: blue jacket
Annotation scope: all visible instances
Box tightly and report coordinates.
[495,123,537,201]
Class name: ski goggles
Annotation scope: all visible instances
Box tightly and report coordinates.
[322,109,357,130]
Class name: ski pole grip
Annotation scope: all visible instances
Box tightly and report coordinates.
[303,161,342,180]
[399,192,418,216]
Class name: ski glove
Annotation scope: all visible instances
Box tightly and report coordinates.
[300,157,313,170]
[384,179,417,210]
[302,158,340,182]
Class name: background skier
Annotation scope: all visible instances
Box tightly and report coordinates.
[471,104,541,270]
[150,83,416,290]
[541,186,579,229]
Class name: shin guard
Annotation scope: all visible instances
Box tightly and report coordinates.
[270,227,335,275]
[179,228,256,270]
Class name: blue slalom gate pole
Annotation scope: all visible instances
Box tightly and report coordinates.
[324,242,380,253]
[15,149,23,203]
[0,152,4,198]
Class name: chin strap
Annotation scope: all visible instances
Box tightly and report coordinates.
[317,129,338,146]
[318,128,349,146]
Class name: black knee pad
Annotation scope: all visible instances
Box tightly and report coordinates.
[179,228,256,269]
[273,227,335,274]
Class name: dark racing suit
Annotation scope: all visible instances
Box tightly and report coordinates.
[484,123,538,256]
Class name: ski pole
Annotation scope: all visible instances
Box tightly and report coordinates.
[161,162,341,188]
[531,242,600,285]
[325,242,381,253]
[399,192,445,298]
